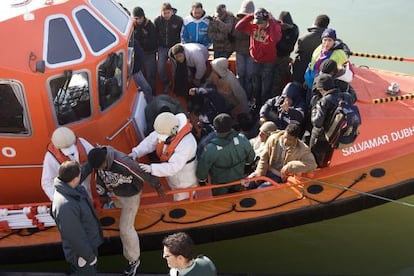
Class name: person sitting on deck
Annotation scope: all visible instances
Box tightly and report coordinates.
[196,113,255,196]
[259,81,306,132]
[252,123,317,186]
[129,112,198,201]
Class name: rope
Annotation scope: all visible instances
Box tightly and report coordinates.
[350,52,414,63]
[299,176,414,208]
[358,93,414,105]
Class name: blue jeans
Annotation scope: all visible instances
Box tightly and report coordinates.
[157,47,171,86]
[143,52,157,94]
[133,71,153,103]
[252,61,276,109]
[236,52,254,99]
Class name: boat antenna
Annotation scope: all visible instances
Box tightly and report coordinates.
[299,176,414,208]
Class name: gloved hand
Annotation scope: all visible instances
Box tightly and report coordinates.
[90,256,97,266]
[139,163,152,173]
[128,152,137,160]
[78,256,87,267]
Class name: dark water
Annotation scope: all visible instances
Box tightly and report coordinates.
[2,0,414,274]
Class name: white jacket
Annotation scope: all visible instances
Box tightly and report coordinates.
[131,113,198,201]
[41,138,93,201]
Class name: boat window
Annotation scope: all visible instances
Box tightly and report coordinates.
[50,71,92,125]
[0,82,29,135]
[74,7,117,55]
[45,16,84,67]
[89,0,130,34]
[98,52,123,111]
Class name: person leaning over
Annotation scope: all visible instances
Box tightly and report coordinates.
[87,146,164,276]
[162,232,217,276]
[52,161,103,275]
[129,112,198,201]
[253,123,317,185]
[196,113,255,196]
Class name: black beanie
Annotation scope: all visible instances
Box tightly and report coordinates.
[88,147,107,169]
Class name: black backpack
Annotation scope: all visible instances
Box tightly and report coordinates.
[325,99,361,149]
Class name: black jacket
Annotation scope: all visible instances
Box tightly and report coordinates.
[96,146,160,197]
[134,18,157,53]
[154,14,183,48]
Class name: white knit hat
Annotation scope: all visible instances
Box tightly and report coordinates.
[153,112,179,136]
[51,127,76,149]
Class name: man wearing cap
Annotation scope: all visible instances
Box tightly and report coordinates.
[196,113,255,196]
[250,121,277,157]
[310,73,354,167]
[154,3,183,94]
[235,7,282,113]
[254,123,317,184]
[41,127,94,201]
[292,14,330,84]
[129,112,198,201]
[87,146,163,276]
[181,2,211,47]
[207,4,236,59]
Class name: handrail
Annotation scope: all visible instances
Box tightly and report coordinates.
[350,51,414,63]
[141,175,294,202]
[105,118,133,141]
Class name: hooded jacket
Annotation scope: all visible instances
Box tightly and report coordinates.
[181,11,211,47]
[52,178,103,266]
[209,58,249,115]
[131,113,198,201]
[235,14,282,63]
[96,146,160,197]
[197,130,255,184]
[277,11,299,57]
[168,43,209,81]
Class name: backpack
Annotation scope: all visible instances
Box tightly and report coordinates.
[325,99,361,149]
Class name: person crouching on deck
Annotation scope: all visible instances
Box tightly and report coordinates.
[129,112,198,201]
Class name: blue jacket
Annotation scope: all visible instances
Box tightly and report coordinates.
[181,12,211,47]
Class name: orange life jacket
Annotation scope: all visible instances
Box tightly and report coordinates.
[47,138,101,212]
[47,138,87,164]
[156,121,193,162]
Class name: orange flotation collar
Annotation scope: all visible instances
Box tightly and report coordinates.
[47,138,88,164]
[156,121,193,162]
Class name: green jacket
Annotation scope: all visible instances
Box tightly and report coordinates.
[197,130,255,184]
[177,255,217,276]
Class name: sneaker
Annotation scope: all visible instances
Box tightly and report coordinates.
[124,259,140,276]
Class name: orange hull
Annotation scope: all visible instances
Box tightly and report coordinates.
[1,0,414,265]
